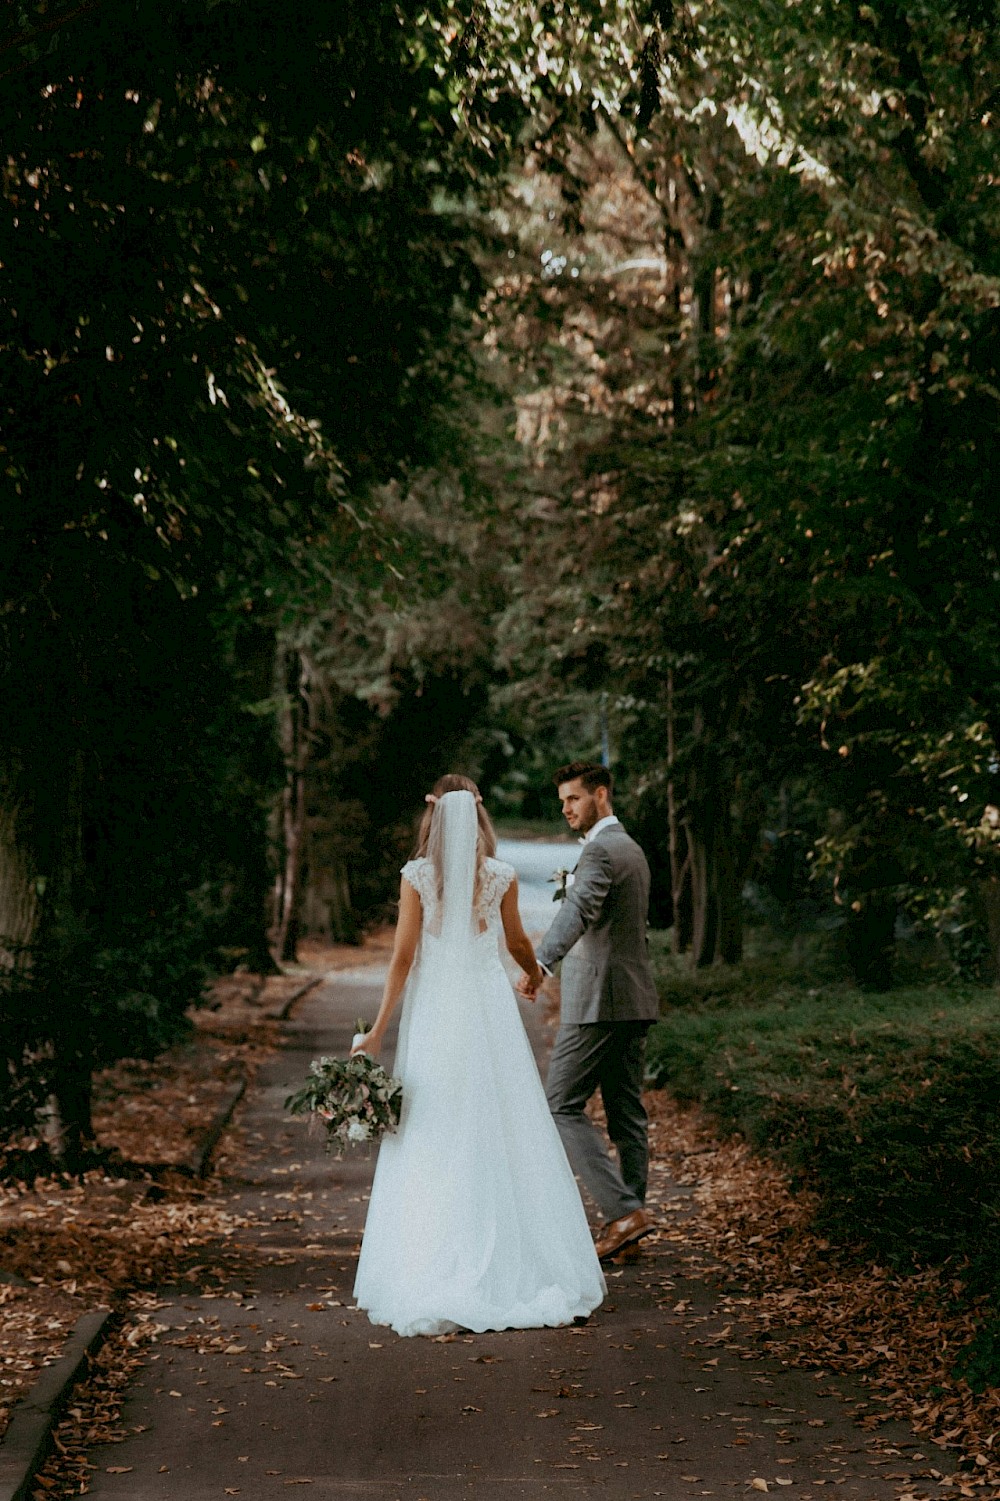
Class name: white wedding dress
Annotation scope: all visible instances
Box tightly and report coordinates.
[353,793,605,1337]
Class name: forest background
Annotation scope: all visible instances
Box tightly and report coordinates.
[1,0,999,1347]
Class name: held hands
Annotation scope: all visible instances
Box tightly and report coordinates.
[515,968,545,1002]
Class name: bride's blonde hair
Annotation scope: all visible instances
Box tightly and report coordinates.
[414,773,498,905]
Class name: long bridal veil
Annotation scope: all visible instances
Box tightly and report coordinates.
[406,789,493,1148]
[425,788,479,941]
[417,786,480,1032]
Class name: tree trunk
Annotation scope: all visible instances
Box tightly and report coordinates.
[228,810,282,972]
[325,860,359,945]
[684,740,759,968]
[684,709,722,969]
[0,765,41,958]
[50,1052,95,1167]
[718,781,765,965]
[686,807,719,969]
[843,893,897,991]
[716,814,742,965]
[671,841,694,955]
[973,872,1000,984]
[275,647,309,964]
[0,754,98,1167]
[229,853,281,975]
[665,667,693,953]
[41,751,95,1170]
[692,190,722,408]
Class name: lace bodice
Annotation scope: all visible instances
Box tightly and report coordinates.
[401,855,515,935]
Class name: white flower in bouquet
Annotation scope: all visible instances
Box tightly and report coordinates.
[347,1120,370,1142]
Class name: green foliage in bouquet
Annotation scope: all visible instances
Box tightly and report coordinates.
[284,1054,402,1154]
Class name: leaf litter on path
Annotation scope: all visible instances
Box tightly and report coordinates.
[643,1090,1000,1501]
[16,962,1000,1500]
[1,970,307,1479]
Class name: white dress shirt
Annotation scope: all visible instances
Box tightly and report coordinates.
[537,816,620,979]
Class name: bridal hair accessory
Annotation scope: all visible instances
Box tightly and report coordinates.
[425,794,438,805]
[426,790,483,805]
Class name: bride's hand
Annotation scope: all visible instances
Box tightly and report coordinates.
[350,1032,381,1059]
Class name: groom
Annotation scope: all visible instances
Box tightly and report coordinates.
[517,761,659,1261]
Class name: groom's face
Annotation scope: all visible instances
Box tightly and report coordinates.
[557,778,608,834]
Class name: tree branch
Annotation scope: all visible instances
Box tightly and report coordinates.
[0,0,104,62]
[594,100,687,253]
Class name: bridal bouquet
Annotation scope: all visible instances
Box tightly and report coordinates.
[285,1030,402,1153]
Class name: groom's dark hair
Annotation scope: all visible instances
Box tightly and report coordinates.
[554,760,613,796]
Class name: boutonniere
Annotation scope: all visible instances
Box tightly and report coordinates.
[549,867,575,902]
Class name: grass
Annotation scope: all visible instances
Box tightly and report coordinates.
[646,929,1000,1304]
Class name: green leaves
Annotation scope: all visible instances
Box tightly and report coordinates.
[285,1053,403,1153]
[0,0,507,1146]
[452,0,1000,963]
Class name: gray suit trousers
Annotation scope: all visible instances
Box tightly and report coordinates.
[545,1021,650,1222]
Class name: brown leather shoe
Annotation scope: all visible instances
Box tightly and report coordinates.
[594,1207,657,1261]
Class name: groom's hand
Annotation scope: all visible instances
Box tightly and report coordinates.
[516,971,542,1001]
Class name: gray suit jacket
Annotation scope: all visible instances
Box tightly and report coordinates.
[535,822,660,1025]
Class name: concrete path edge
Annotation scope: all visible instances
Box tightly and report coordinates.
[193,1076,248,1179]
[190,974,325,1178]
[277,975,323,1021]
[0,973,325,1497]
[0,1306,113,1501]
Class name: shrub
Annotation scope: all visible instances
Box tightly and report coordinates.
[646,935,1000,1302]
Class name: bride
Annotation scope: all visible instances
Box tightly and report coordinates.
[351,773,606,1337]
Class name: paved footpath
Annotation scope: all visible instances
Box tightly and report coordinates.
[80,963,947,1501]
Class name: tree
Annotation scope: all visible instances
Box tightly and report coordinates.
[450,0,1000,975]
[0,0,507,1163]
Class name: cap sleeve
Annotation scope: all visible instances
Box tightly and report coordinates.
[401,858,428,900]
